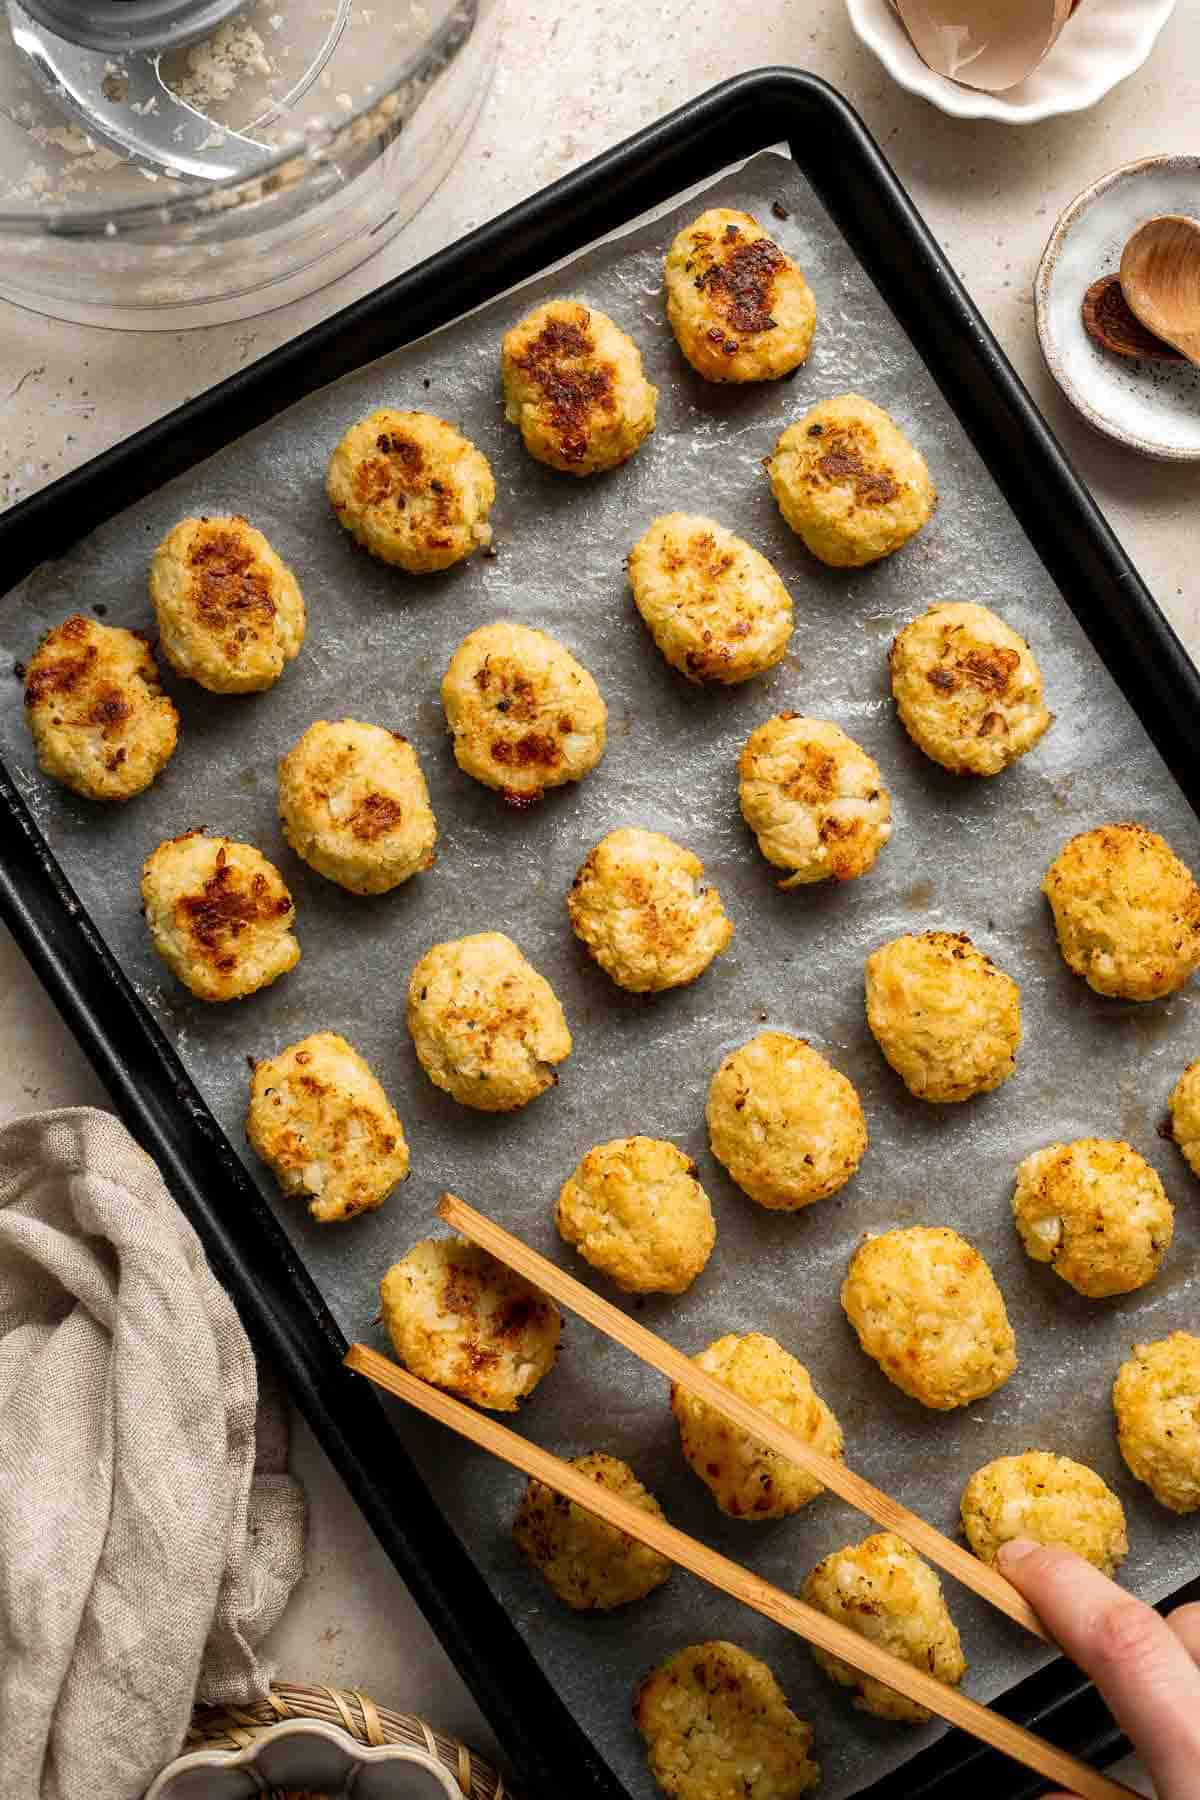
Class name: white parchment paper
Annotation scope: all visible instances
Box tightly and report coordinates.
[3,153,1199,1800]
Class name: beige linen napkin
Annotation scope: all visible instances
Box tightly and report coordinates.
[0,1107,307,1800]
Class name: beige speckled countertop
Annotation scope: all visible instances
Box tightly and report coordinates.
[1,2,1196,1785]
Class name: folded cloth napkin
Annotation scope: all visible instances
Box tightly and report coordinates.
[0,1107,307,1800]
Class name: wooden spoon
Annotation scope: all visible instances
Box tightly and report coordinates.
[1119,215,1200,367]
[889,0,1075,92]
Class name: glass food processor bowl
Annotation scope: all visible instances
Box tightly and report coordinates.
[0,0,499,325]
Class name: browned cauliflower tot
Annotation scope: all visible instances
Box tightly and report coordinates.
[380,1230,560,1411]
[568,827,733,993]
[738,714,892,886]
[246,1031,409,1222]
[278,718,436,894]
[889,602,1051,777]
[841,1226,1017,1410]
[802,1533,966,1724]
[501,299,657,475]
[1168,1056,1200,1177]
[325,408,494,572]
[671,1332,843,1521]
[664,208,816,384]
[627,513,794,685]
[22,614,178,802]
[149,514,304,693]
[1012,1138,1173,1299]
[1042,823,1200,1002]
[865,930,1021,1104]
[513,1452,671,1611]
[634,1642,819,1800]
[407,932,571,1111]
[960,1452,1127,1575]
[556,1136,716,1295]
[141,831,299,1002]
[1113,1333,1200,1514]
[707,1031,867,1210]
[442,620,607,806]
[766,394,936,568]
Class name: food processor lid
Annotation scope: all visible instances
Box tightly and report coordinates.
[14,0,245,52]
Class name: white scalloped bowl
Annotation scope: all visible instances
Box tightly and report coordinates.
[143,1717,463,1800]
[845,0,1178,123]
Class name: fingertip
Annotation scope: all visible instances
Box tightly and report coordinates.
[997,1536,1041,1571]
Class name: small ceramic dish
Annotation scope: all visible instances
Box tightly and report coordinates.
[845,0,1177,123]
[1035,154,1200,461]
[143,1717,464,1800]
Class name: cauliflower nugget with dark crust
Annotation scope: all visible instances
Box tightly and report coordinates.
[568,827,733,993]
[627,514,794,686]
[865,930,1021,1103]
[23,614,178,801]
[1042,822,1200,1001]
[246,1031,409,1222]
[1012,1138,1173,1299]
[890,602,1052,777]
[671,1332,844,1521]
[634,1641,820,1800]
[803,1533,966,1724]
[557,1136,716,1295]
[501,299,657,475]
[407,931,571,1111]
[442,621,607,806]
[842,1226,1017,1410]
[665,208,816,384]
[141,831,299,1002]
[513,1452,672,1611]
[739,714,892,886]
[326,408,495,572]
[149,514,304,693]
[380,1230,560,1412]
[707,1031,867,1211]
[766,394,936,568]
[278,718,437,894]
[1114,1332,1200,1514]
[960,1452,1128,1575]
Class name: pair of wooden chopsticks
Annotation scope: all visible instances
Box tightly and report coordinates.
[345,1193,1138,1800]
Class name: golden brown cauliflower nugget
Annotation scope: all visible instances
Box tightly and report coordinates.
[1168,1056,1200,1178]
[141,831,299,1002]
[766,394,936,568]
[246,1031,409,1222]
[960,1452,1127,1576]
[556,1136,716,1295]
[1114,1333,1200,1515]
[380,1230,560,1411]
[407,931,571,1111]
[1043,822,1200,1002]
[568,827,733,993]
[22,614,178,802]
[664,208,816,384]
[890,602,1052,777]
[627,514,794,685]
[149,514,304,693]
[442,621,607,806]
[707,1031,867,1211]
[279,718,436,894]
[634,1642,819,1800]
[739,714,892,886]
[1012,1138,1173,1299]
[865,930,1021,1104]
[513,1452,671,1611]
[803,1533,966,1724]
[326,408,494,572]
[842,1226,1017,1410]
[671,1332,843,1521]
[501,299,657,475]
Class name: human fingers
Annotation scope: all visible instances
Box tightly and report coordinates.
[1167,1602,1200,1666]
[999,1538,1200,1800]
